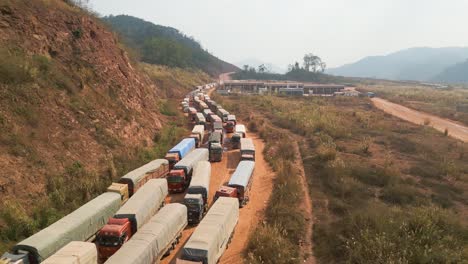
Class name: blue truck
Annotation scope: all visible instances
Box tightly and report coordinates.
[165,138,196,169]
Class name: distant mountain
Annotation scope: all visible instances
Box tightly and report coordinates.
[433,59,468,83]
[328,47,468,81]
[103,15,238,76]
[234,58,287,74]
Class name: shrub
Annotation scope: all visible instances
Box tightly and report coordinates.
[380,184,425,205]
[0,48,32,85]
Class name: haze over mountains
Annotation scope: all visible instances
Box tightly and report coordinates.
[327,47,468,83]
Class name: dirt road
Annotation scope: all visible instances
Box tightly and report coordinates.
[372,98,468,143]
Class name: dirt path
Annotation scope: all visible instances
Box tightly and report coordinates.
[372,98,468,143]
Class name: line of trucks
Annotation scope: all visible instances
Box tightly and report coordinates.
[1,84,256,264]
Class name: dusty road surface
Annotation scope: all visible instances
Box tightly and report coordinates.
[372,98,468,143]
[161,133,275,264]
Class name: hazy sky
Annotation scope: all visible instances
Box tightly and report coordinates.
[89,0,468,69]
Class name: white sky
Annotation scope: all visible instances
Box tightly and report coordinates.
[89,0,468,68]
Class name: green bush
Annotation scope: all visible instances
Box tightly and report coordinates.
[380,184,426,205]
[0,48,32,85]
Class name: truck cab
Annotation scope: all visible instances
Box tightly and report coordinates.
[241,150,255,161]
[214,186,237,201]
[231,133,241,149]
[96,218,132,260]
[183,194,205,225]
[167,169,188,193]
[209,143,223,162]
[165,152,181,169]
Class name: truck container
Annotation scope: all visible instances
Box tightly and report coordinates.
[7,192,121,264]
[231,124,246,149]
[165,138,196,169]
[178,197,239,264]
[190,125,205,148]
[195,113,206,127]
[211,115,222,129]
[184,161,211,224]
[209,101,218,112]
[105,204,187,264]
[208,132,223,162]
[42,242,97,264]
[168,148,209,193]
[240,138,255,161]
[227,161,255,207]
[96,179,168,259]
[202,109,213,121]
[217,109,230,122]
[118,159,169,196]
[199,101,209,110]
[225,115,237,133]
[188,107,197,122]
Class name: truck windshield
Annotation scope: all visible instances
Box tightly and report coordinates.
[97,235,121,247]
[167,176,183,183]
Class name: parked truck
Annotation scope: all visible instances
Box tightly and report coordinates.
[196,112,206,127]
[240,138,255,161]
[208,131,223,162]
[117,159,169,196]
[177,197,239,264]
[105,203,187,264]
[167,148,209,193]
[211,115,223,132]
[165,138,196,169]
[42,242,97,264]
[202,109,213,121]
[217,109,230,122]
[184,161,211,224]
[218,161,255,207]
[96,179,168,260]
[190,125,205,147]
[225,114,237,133]
[188,107,197,122]
[231,124,246,149]
[3,192,122,264]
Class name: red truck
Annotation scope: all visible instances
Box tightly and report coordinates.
[167,148,209,193]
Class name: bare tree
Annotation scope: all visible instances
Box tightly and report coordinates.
[258,64,267,73]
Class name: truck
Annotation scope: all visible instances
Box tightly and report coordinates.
[184,161,211,224]
[96,179,168,260]
[240,138,255,161]
[165,138,196,169]
[226,161,255,207]
[177,197,239,264]
[195,112,206,127]
[217,109,230,122]
[42,242,97,264]
[202,109,213,121]
[105,203,188,264]
[211,115,222,131]
[118,159,169,196]
[167,148,209,193]
[225,114,237,133]
[208,131,223,162]
[188,107,197,122]
[3,192,122,264]
[231,124,246,149]
[190,125,205,148]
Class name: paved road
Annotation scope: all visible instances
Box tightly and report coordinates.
[372,98,468,142]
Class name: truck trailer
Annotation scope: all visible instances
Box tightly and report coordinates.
[96,179,168,259]
[105,203,188,264]
[42,242,97,264]
[225,115,237,133]
[217,109,230,122]
[190,125,205,148]
[227,161,255,207]
[165,138,196,169]
[178,197,239,264]
[208,132,223,162]
[118,159,169,196]
[231,124,246,149]
[240,138,255,161]
[184,161,211,224]
[167,148,209,192]
[5,192,122,264]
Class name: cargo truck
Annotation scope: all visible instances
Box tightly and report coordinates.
[225,114,236,133]
[118,159,169,196]
[105,203,187,264]
[184,161,211,224]
[217,109,230,122]
[42,242,97,264]
[231,124,246,149]
[178,197,239,264]
[240,138,255,161]
[227,161,255,207]
[190,125,205,147]
[195,113,206,127]
[96,179,168,259]
[167,148,209,192]
[208,131,223,162]
[202,109,213,121]
[188,107,197,122]
[165,138,196,169]
[3,192,122,264]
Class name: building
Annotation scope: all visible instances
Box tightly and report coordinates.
[221,80,345,95]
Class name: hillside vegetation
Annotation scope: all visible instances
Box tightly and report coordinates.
[217,94,468,263]
[103,15,239,76]
[0,0,210,251]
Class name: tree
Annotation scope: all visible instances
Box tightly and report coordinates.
[303,53,325,73]
[243,65,249,72]
[258,64,267,73]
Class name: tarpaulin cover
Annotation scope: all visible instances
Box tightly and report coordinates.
[105,203,187,264]
[13,192,121,262]
[240,138,255,152]
[191,125,205,135]
[168,138,196,159]
[187,161,211,200]
[120,159,168,187]
[115,179,168,231]
[174,148,209,174]
[42,242,97,264]
[181,197,239,264]
[228,161,255,189]
[235,124,246,134]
